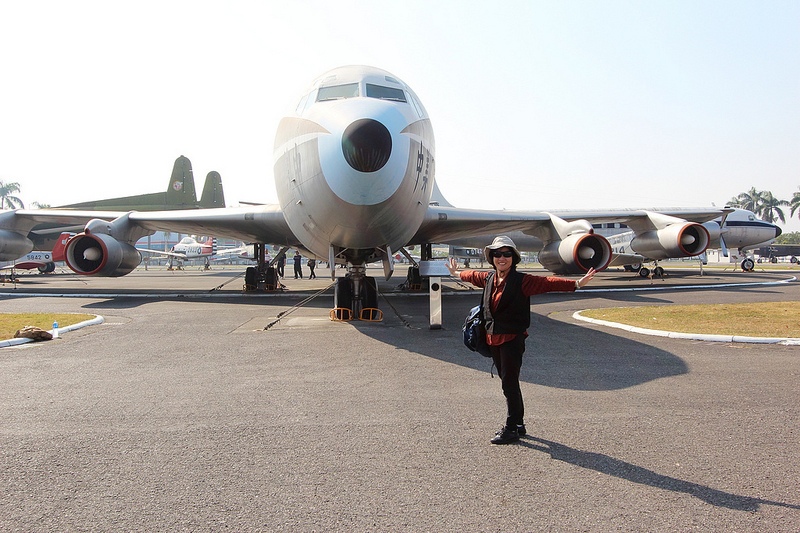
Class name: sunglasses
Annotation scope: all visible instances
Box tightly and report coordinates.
[491,250,514,258]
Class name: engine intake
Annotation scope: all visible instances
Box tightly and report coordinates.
[631,223,710,260]
[64,233,141,277]
[538,233,612,275]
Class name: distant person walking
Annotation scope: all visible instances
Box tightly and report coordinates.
[307,258,317,279]
[446,235,596,445]
[276,254,285,278]
[293,251,303,279]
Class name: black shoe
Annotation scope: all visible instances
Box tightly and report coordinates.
[490,426,519,445]
[517,424,526,436]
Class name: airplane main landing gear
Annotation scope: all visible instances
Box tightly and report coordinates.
[637,263,664,278]
[244,264,279,291]
[243,243,280,291]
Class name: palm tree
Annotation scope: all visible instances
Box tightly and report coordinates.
[758,191,788,224]
[0,180,24,210]
[31,201,51,208]
[735,187,763,213]
[790,187,800,222]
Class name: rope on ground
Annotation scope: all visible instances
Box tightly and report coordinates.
[379,288,414,329]
[262,281,336,330]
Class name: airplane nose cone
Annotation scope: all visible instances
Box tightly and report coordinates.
[775,225,782,238]
[341,119,392,173]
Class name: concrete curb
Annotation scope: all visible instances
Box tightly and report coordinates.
[0,315,105,348]
[572,311,800,346]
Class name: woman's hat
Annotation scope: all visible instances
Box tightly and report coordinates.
[484,235,521,265]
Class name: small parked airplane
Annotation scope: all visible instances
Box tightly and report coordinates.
[139,236,219,269]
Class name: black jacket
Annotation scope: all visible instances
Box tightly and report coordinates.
[482,270,531,335]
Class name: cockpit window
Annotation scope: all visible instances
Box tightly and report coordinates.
[366,83,407,102]
[316,83,359,101]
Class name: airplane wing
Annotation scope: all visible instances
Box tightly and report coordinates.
[5,205,296,244]
[1,205,299,263]
[122,205,297,245]
[410,204,730,274]
[413,205,727,243]
[410,205,552,244]
[3,202,729,275]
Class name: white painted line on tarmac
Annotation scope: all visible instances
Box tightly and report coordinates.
[576,275,796,293]
[573,310,800,346]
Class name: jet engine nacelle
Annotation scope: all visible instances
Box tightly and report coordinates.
[538,233,612,275]
[64,233,141,277]
[0,230,34,260]
[630,223,710,260]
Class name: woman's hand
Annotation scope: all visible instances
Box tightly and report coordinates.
[576,267,597,289]
[446,257,459,276]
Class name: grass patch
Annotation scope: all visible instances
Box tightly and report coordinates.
[580,301,800,338]
[0,313,97,340]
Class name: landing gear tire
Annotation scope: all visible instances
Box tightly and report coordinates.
[741,258,755,272]
[363,276,378,309]
[638,267,650,278]
[360,276,382,321]
[653,266,665,278]
[332,277,353,321]
[244,266,257,290]
[264,266,278,289]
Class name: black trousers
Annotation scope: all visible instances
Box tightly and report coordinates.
[490,334,526,427]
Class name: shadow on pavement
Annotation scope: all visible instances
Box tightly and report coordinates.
[524,437,800,512]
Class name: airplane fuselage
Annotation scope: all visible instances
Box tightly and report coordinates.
[170,237,215,259]
[273,66,435,265]
[719,208,782,251]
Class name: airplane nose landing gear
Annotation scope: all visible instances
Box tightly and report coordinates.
[330,264,383,321]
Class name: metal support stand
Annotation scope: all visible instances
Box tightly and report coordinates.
[429,277,442,330]
[419,260,450,330]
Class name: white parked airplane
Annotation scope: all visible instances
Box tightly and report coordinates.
[139,235,219,269]
[0,65,747,318]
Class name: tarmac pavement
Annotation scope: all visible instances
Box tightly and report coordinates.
[1,265,799,531]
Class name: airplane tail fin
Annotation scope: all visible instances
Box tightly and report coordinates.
[165,155,199,207]
[429,181,454,207]
[201,236,219,255]
[51,232,73,262]
[56,155,199,210]
[200,171,226,208]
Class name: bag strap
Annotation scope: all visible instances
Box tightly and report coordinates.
[481,271,494,331]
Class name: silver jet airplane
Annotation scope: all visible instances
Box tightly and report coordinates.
[0,65,736,319]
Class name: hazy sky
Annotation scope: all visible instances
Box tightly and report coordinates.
[2,1,799,231]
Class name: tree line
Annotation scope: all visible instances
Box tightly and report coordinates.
[0,180,48,209]
[727,187,800,225]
